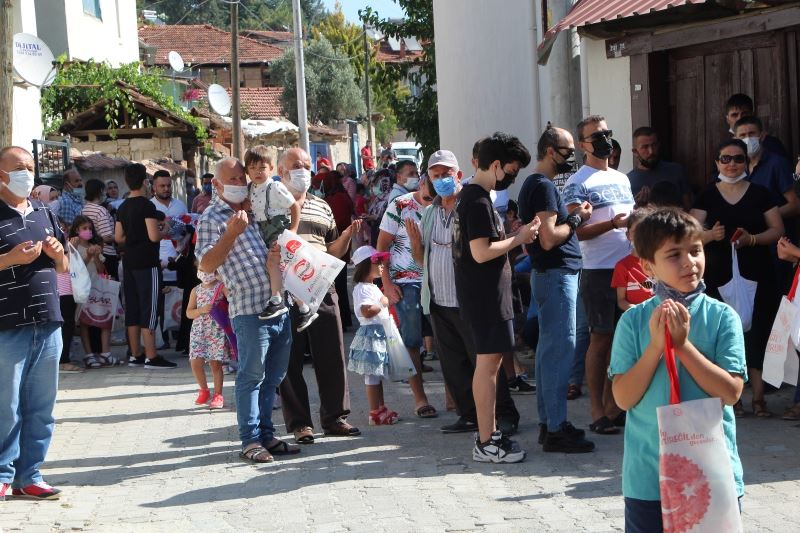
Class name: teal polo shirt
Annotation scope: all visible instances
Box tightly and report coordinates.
[609,294,747,500]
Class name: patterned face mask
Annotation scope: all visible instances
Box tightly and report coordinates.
[197,271,218,284]
[653,279,706,307]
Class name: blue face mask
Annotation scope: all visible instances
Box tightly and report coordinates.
[202,184,212,195]
[432,176,456,197]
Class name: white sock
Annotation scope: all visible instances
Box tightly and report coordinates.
[269,295,282,305]
[298,303,310,314]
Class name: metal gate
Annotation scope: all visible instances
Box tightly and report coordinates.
[32,139,70,188]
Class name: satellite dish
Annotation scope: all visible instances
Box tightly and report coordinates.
[208,84,231,116]
[12,33,56,88]
[168,51,184,72]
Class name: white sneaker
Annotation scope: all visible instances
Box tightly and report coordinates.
[472,431,526,463]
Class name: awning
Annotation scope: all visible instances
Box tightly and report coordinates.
[537,0,707,64]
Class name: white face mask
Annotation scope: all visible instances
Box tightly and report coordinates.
[404,177,420,191]
[3,169,35,199]
[743,136,761,156]
[222,184,248,204]
[718,172,748,184]
[288,168,312,193]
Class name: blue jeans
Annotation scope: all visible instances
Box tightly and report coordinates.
[0,322,62,487]
[571,287,589,386]
[395,283,422,348]
[231,313,292,448]
[534,268,578,432]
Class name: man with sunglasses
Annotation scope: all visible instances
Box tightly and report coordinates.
[563,116,635,436]
[519,126,594,453]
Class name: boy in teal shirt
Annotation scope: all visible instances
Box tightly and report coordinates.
[609,208,746,532]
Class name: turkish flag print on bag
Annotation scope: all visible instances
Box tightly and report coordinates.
[657,326,742,533]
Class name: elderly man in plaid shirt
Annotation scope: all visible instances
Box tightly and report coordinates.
[56,168,85,227]
[196,157,297,463]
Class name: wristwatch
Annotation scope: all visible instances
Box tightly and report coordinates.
[566,213,582,231]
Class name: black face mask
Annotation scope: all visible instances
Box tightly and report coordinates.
[555,149,577,175]
[590,136,613,159]
[495,171,517,191]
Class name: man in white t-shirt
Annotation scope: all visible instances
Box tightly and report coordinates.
[151,171,188,218]
[563,115,634,436]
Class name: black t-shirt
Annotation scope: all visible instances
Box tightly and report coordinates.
[518,173,583,272]
[627,160,689,197]
[116,196,160,269]
[693,183,776,289]
[452,183,513,323]
[0,200,65,330]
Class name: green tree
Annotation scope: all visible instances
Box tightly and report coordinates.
[270,36,365,125]
[136,0,327,30]
[310,2,363,78]
[360,1,438,162]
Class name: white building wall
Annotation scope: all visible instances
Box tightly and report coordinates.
[11,2,44,149]
[584,38,633,173]
[433,0,542,198]
[64,0,139,65]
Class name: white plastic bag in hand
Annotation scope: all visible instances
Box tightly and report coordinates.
[68,242,91,304]
[381,317,417,381]
[278,231,345,312]
[718,243,757,332]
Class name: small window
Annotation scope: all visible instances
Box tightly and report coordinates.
[83,0,102,19]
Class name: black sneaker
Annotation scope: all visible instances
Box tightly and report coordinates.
[296,311,319,332]
[472,431,526,463]
[543,423,595,453]
[440,417,478,433]
[539,421,585,444]
[508,376,536,394]
[259,299,289,320]
[128,355,146,367]
[144,355,177,369]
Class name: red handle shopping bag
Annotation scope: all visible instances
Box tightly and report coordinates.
[763,266,800,387]
[657,326,742,533]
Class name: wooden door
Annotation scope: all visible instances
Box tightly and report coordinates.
[667,32,790,191]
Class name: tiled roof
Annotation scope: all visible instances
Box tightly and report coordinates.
[138,24,283,66]
[242,30,293,44]
[374,38,425,64]
[194,85,285,120]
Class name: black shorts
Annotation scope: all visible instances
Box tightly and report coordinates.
[580,269,618,334]
[123,266,161,330]
[472,319,515,355]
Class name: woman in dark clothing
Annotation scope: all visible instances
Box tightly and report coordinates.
[690,138,784,418]
[324,171,355,330]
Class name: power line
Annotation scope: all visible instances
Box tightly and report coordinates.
[174,0,212,25]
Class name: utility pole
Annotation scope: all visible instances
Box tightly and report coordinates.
[363,23,373,158]
[292,0,309,152]
[230,0,241,158]
[0,0,14,148]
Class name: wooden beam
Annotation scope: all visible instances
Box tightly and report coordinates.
[0,0,13,147]
[70,126,186,138]
[606,5,800,58]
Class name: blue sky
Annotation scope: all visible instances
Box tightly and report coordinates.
[322,0,405,24]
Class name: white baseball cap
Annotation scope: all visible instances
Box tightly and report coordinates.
[352,245,378,265]
[427,150,459,170]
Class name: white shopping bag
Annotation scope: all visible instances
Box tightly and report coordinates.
[162,287,184,331]
[718,243,757,332]
[763,267,800,387]
[657,328,742,533]
[278,231,345,312]
[381,317,417,382]
[68,242,91,304]
[78,277,121,329]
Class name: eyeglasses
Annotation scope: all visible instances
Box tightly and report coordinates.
[716,154,747,164]
[582,130,613,142]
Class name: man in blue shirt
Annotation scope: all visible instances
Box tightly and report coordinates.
[0,146,68,501]
[519,126,594,453]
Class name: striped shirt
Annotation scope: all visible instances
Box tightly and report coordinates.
[82,202,116,257]
[428,204,458,307]
[195,197,270,318]
[296,195,338,252]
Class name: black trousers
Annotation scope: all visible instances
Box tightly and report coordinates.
[429,302,519,424]
[279,290,351,431]
[59,295,77,364]
[334,266,352,329]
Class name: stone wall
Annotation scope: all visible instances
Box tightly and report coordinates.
[70,136,184,162]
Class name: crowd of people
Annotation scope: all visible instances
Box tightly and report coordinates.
[3,90,800,530]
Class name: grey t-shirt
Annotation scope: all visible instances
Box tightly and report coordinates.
[626,160,689,197]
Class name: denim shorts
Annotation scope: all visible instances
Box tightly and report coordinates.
[395,283,422,348]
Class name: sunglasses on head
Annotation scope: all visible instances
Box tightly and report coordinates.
[371,252,390,263]
[717,154,747,164]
